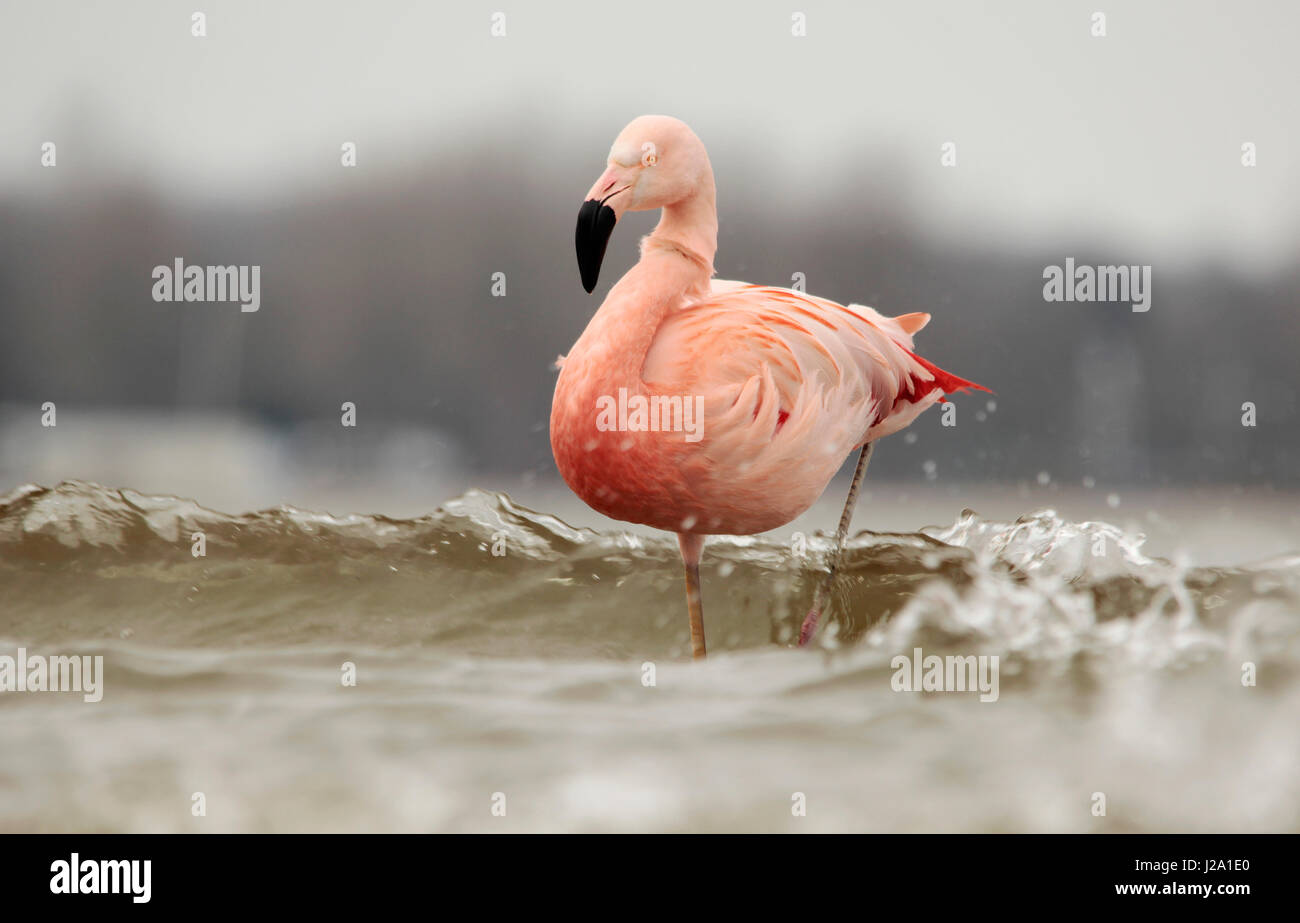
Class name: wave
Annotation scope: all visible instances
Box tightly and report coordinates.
[2,480,1297,664]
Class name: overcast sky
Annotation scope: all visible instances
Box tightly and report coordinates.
[3,0,1298,270]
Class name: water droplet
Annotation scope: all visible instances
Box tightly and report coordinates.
[1107,493,1121,509]
[1037,471,1051,485]
[1082,476,1096,489]
[904,432,918,444]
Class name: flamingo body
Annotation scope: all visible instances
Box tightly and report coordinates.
[550,115,984,654]
[553,271,979,535]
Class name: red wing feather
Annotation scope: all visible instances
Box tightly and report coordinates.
[903,349,992,404]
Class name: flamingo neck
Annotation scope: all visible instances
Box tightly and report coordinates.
[564,182,718,396]
[648,179,718,272]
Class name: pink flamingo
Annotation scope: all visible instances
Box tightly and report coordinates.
[551,115,986,659]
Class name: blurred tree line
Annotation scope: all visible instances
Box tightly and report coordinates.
[1,129,1295,487]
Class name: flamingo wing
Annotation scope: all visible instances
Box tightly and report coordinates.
[641,282,984,473]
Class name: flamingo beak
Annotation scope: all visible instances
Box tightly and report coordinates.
[575,198,618,294]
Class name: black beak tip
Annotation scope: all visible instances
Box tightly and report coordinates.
[576,199,617,295]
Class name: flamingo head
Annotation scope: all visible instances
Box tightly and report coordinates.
[576,115,710,293]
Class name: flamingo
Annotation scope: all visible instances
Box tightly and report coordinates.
[551,115,986,659]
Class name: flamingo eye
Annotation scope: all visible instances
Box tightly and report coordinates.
[640,142,658,167]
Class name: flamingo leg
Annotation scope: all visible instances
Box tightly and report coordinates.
[676,532,708,660]
[799,441,875,647]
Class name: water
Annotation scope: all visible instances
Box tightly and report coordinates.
[1,480,1298,832]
